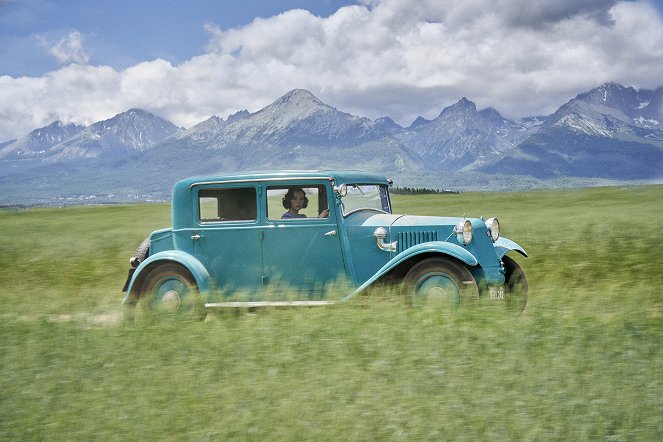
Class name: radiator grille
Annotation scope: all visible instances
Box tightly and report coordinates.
[397,231,438,253]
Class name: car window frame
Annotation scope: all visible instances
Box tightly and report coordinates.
[264,182,332,222]
[195,184,260,225]
[340,183,392,217]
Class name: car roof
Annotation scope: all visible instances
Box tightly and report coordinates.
[175,170,390,189]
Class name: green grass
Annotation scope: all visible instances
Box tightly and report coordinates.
[1,186,663,440]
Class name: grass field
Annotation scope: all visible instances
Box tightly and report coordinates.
[1,185,662,440]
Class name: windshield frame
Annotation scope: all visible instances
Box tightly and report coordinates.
[339,183,392,217]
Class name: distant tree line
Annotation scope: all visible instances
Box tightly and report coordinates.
[391,187,459,195]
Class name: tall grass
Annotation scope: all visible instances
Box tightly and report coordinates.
[1,186,662,440]
[0,204,169,316]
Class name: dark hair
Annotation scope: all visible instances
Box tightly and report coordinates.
[282,187,309,209]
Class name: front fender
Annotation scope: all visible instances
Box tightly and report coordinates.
[494,237,528,259]
[341,241,478,302]
[122,250,211,304]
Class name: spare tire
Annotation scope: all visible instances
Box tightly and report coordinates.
[130,237,151,268]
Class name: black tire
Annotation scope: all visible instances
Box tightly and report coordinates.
[502,255,528,311]
[402,257,479,309]
[139,263,205,319]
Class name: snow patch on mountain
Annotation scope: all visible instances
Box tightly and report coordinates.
[634,116,660,127]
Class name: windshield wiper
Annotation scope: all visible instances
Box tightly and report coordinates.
[351,185,365,195]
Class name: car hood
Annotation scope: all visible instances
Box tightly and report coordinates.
[347,212,468,229]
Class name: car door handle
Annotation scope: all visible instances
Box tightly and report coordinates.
[191,234,202,240]
[324,230,337,236]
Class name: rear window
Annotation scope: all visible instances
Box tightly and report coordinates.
[198,187,257,222]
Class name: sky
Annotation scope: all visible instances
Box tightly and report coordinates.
[1,0,663,142]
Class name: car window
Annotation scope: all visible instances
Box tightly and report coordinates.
[341,184,391,216]
[198,187,257,222]
[267,185,329,220]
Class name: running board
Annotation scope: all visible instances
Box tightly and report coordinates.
[205,300,336,308]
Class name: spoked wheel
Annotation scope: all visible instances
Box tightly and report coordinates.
[502,255,528,311]
[403,257,479,309]
[138,263,205,319]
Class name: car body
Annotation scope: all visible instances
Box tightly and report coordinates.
[122,170,528,312]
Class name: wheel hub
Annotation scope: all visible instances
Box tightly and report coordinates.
[417,275,459,307]
[426,286,449,302]
[160,289,181,311]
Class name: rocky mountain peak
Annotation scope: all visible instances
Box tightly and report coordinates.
[374,116,403,135]
[36,120,84,138]
[0,120,85,158]
[576,82,640,111]
[550,82,663,133]
[226,110,250,124]
[260,89,330,121]
[439,97,478,118]
[479,107,505,126]
[278,88,324,105]
[406,116,431,130]
[175,115,227,141]
[98,108,169,128]
[43,108,181,161]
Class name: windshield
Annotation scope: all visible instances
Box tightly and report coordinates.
[341,184,391,216]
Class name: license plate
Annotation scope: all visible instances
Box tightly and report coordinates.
[489,286,505,300]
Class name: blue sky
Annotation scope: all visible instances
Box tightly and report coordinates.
[1,0,356,77]
[1,0,663,142]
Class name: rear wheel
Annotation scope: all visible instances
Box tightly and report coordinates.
[139,263,205,319]
[502,255,528,311]
[403,257,479,309]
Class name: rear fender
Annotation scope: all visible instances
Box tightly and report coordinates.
[341,241,478,301]
[122,250,211,305]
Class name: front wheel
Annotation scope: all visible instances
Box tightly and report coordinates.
[402,257,479,309]
[502,255,528,311]
[139,263,205,319]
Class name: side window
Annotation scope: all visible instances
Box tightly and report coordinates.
[199,187,256,222]
[267,185,329,220]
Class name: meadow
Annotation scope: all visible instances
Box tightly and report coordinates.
[1,185,662,440]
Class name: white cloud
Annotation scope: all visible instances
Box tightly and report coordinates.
[1,0,663,141]
[43,30,91,65]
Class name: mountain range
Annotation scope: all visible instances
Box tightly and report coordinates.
[1,82,662,205]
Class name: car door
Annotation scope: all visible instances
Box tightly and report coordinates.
[192,184,263,297]
[260,182,347,299]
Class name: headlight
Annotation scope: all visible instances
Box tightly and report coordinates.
[485,217,499,242]
[454,220,473,245]
[334,183,347,197]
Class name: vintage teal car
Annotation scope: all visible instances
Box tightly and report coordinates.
[122,170,528,313]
